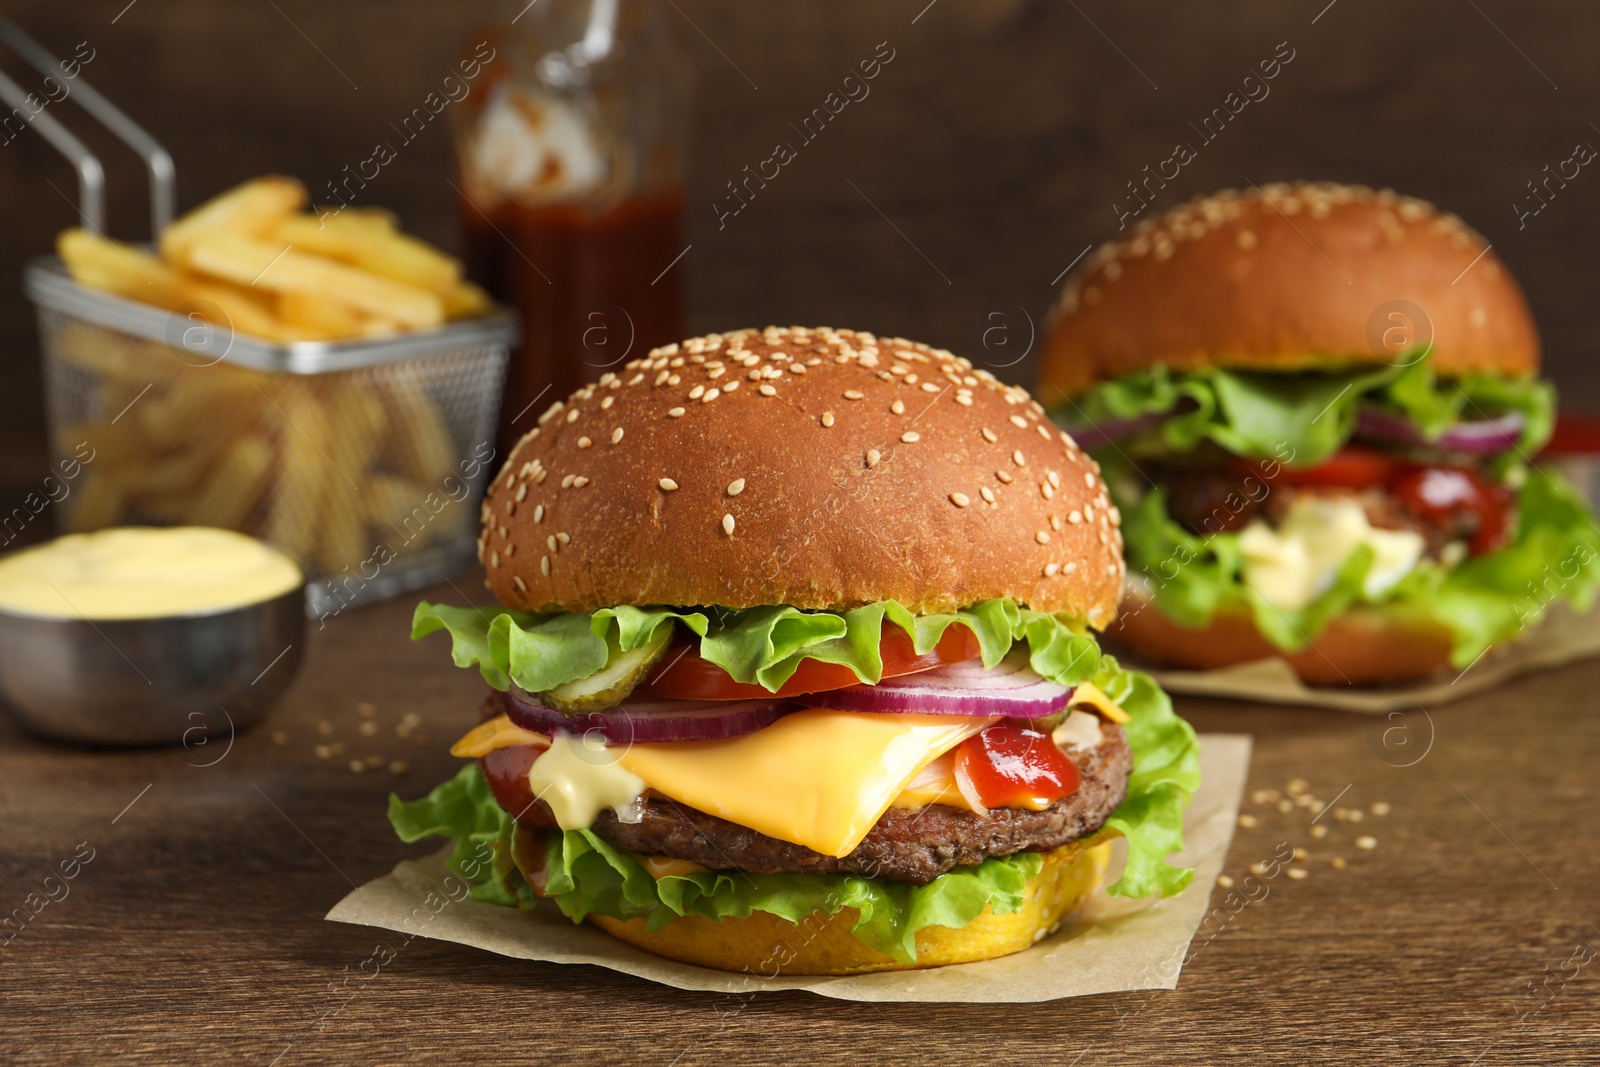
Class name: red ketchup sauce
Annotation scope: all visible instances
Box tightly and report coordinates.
[953,721,1082,810]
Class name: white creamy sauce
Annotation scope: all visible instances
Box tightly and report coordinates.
[1052,709,1105,752]
[1238,496,1424,611]
[526,730,647,830]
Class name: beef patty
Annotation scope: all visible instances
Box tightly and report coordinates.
[1152,464,1483,557]
[581,722,1131,886]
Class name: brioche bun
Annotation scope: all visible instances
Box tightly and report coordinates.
[590,838,1112,976]
[482,327,1123,624]
[1039,182,1539,397]
[1111,586,1456,686]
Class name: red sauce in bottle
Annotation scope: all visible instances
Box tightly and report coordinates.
[462,190,686,460]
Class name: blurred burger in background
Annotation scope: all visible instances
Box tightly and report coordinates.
[391,326,1199,975]
[1040,182,1600,685]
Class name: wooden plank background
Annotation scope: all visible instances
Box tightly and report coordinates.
[0,2,1598,1063]
[0,0,1597,489]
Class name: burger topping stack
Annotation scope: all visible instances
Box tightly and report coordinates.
[1042,183,1600,684]
[390,327,1200,975]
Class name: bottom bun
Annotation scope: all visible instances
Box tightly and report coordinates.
[1111,588,1457,686]
[590,838,1112,976]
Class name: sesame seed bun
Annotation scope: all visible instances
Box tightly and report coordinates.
[1111,586,1456,686]
[1038,182,1540,398]
[589,838,1111,975]
[480,327,1123,624]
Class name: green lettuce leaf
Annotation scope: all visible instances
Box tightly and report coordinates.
[411,605,709,693]
[388,650,1201,958]
[1055,354,1554,467]
[1093,655,1201,899]
[1118,468,1600,668]
[1427,469,1600,661]
[413,597,1105,696]
[387,763,525,907]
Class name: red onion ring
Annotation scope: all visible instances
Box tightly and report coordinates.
[1068,411,1169,450]
[1355,407,1523,453]
[1067,396,1202,449]
[807,655,1073,718]
[503,687,796,744]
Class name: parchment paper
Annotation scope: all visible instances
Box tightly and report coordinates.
[326,735,1251,1002]
[1138,603,1600,714]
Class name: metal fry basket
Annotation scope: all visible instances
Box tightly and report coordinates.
[4,18,512,618]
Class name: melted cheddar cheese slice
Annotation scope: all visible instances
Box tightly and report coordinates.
[450,715,549,758]
[614,710,993,858]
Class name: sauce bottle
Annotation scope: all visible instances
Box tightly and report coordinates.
[455,0,689,458]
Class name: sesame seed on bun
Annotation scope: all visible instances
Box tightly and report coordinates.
[1038,182,1540,398]
[480,326,1124,625]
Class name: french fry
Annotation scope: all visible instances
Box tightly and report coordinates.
[272,213,462,295]
[442,279,492,321]
[179,231,444,330]
[169,272,287,342]
[68,473,124,530]
[319,381,379,571]
[263,381,331,563]
[333,206,400,229]
[384,374,455,484]
[66,419,156,474]
[60,229,293,342]
[363,474,435,543]
[135,366,263,451]
[159,176,306,260]
[276,290,369,341]
[55,323,152,383]
[187,435,272,529]
[124,448,214,499]
[58,229,187,307]
[64,174,490,352]
[325,379,389,476]
[358,316,406,338]
[315,382,388,572]
[318,481,368,574]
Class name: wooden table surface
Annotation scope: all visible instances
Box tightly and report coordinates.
[1,578,1596,1065]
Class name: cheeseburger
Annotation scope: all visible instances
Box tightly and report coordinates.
[391,326,1199,975]
[1041,183,1600,685]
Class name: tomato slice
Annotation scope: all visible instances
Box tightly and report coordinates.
[1389,465,1514,555]
[1543,412,1600,455]
[1269,446,1397,488]
[1229,447,1516,556]
[635,622,982,702]
[481,744,550,826]
[953,721,1081,809]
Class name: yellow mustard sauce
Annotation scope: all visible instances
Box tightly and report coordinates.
[0,527,301,619]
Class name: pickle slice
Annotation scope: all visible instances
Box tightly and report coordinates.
[539,623,673,714]
[1021,710,1068,733]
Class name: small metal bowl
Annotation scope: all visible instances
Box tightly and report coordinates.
[0,584,306,747]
